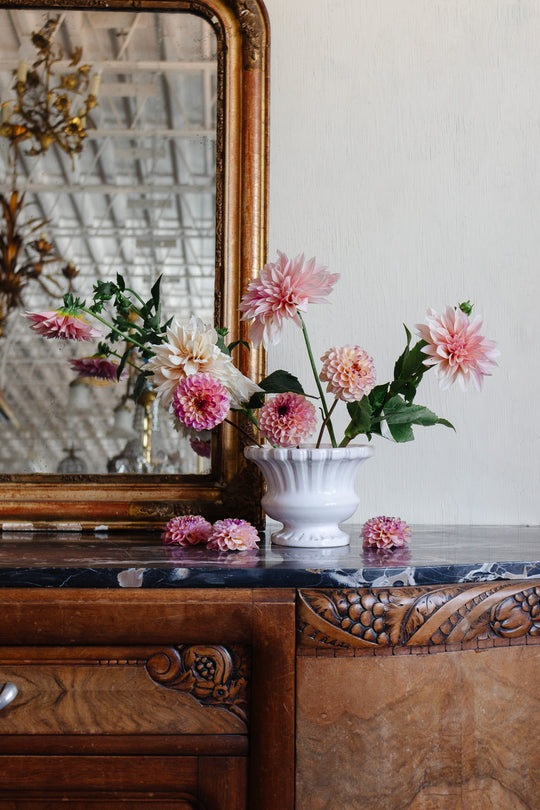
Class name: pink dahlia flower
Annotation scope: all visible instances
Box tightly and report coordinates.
[416,306,499,391]
[362,516,411,550]
[206,518,260,552]
[24,309,101,341]
[239,251,339,348]
[162,514,213,546]
[319,345,376,402]
[69,355,122,382]
[172,373,230,431]
[258,392,318,447]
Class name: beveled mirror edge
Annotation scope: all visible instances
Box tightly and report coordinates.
[0,0,268,531]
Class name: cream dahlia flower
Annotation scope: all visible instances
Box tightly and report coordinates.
[146,317,261,408]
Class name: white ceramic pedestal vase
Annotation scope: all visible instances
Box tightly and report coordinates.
[244,445,374,548]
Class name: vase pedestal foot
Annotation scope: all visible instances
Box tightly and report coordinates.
[270,524,350,548]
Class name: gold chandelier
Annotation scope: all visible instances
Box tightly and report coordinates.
[0,16,99,159]
[0,189,77,337]
[0,16,97,335]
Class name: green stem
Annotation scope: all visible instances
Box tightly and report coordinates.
[224,416,261,447]
[124,288,147,310]
[298,312,337,447]
[109,350,145,374]
[316,397,339,448]
[81,307,150,354]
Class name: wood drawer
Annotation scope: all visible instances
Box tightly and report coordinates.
[0,644,248,737]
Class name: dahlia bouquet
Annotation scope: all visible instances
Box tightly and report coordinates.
[24,251,499,450]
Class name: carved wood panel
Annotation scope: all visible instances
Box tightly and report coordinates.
[0,644,248,735]
[297,580,540,653]
[146,644,249,723]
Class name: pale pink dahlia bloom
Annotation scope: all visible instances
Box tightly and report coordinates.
[206,518,260,551]
[319,345,376,402]
[162,514,213,546]
[146,316,261,408]
[69,355,122,382]
[239,251,339,348]
[172,373,230,431]
[362,516,411,550]
[416,306,499,391]
[24,309,101,341]
[258,392,318,447]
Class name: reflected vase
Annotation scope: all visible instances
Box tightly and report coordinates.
[244,445,374,548]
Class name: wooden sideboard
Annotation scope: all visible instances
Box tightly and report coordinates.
[0,526,539,809]
[0,588,295,809]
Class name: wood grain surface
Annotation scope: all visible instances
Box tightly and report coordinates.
[296,645,540,809]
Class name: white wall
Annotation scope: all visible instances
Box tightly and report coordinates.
[263,0,540,525]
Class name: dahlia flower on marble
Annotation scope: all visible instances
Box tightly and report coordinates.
[69,355,122,382]
[362,516,411,550]
[239,251,339,348]
[24,309,102,341]
[258,392,318,447]
[162,514,213,546]
[206,518,260,551]
[146,316,261,408]
[416,306,499,391]
[319,345,376,402]
[172,373,230,431]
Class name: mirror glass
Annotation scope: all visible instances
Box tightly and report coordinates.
[0,8,217,475]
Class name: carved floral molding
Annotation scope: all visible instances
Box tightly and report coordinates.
[297,581,540,652]
[146,644,249,723]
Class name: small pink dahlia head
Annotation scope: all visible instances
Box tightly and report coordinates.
[24,309,102,341]
[258,392,318,448]
[69,355,122,382]
[416,306,499,391]
[206,518,260,552]
[362,516,411,550]
[162,514,213,546]
[319,345,376,402]
[239,251,339,348]
[172,372,230,431]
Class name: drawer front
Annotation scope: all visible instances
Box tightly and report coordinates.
[0,644,248,736]
[0,753,247,809]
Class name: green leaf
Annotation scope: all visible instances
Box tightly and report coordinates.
[244,370,306,411]
[399,339,428,380]
[227,339,250,354]
[388,421,415,442]
[368,383,389,413]
[393,324,412,379]
[116,273,126,292]
[133,371,150,402]
[258,369,305,395]
[437,418,455,431]
[343,397,373,441]
[214,327,229,355]
[150,275,162,308]
[382,395,439,427]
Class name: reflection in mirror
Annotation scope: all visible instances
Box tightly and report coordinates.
[0,8,216,475]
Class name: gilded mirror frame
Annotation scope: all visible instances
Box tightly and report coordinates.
[0,0,268,530]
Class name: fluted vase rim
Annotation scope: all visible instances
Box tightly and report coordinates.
[244,444,374,462]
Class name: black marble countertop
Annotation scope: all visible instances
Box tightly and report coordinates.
[0,524,538,588]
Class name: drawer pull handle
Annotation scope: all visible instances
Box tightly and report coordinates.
[0,682,18,710]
